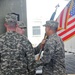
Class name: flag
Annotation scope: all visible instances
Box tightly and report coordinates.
[50,10,56,20]
[50,4,59,20]
[56,0,75,41]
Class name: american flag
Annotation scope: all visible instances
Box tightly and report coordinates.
[56,0,75,41]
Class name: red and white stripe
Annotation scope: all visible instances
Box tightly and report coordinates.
[56,1,75,41]
[56,7,69,29]
[57,15,75,41]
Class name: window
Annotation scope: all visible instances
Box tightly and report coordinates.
[32,26,41,36]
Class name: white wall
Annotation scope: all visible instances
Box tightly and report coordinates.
[64,36,75,52]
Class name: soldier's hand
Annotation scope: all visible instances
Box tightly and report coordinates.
[41,39,46,45]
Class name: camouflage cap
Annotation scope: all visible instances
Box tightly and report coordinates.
[5,13,17,20]
[5,13,17,22]
[43,20,58,29]
[5,13,17,26]
[17,21,26,28]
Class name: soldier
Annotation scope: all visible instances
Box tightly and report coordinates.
[35,20,66,75]
[16,21,26,35]
[0,13,35,75]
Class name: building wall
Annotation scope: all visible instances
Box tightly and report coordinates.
[64,36,75,53]
[0,0,27,36]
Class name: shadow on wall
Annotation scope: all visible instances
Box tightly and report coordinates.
[0,0,27,35]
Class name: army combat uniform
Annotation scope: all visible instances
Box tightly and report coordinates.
[35,20,66,75]
[0,31,35,75]
[35,33,65,75]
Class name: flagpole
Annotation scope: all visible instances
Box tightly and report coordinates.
[66,0,74,28]
[55,4,60,12]
[50,4,59,20]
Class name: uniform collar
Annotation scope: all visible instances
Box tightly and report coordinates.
[48,33,57,38]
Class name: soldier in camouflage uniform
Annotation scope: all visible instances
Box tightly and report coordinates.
[35,20,66,75]
[16,21,26,35]
[0,13,35,75]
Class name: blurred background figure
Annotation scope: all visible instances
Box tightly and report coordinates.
[16,21,26,35]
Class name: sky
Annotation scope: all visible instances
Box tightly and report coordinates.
[27,0,70,24]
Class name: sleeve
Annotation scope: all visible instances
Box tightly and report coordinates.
[36,39,55,67]
[25,40,36,74]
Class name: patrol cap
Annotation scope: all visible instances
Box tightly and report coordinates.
[17,21,27,28]
[43,20,58,29]
[5,13,18,27]
[5,13,17,22]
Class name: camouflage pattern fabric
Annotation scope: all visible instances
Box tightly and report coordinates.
[35,33,66,75]
[0,31,35,75]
